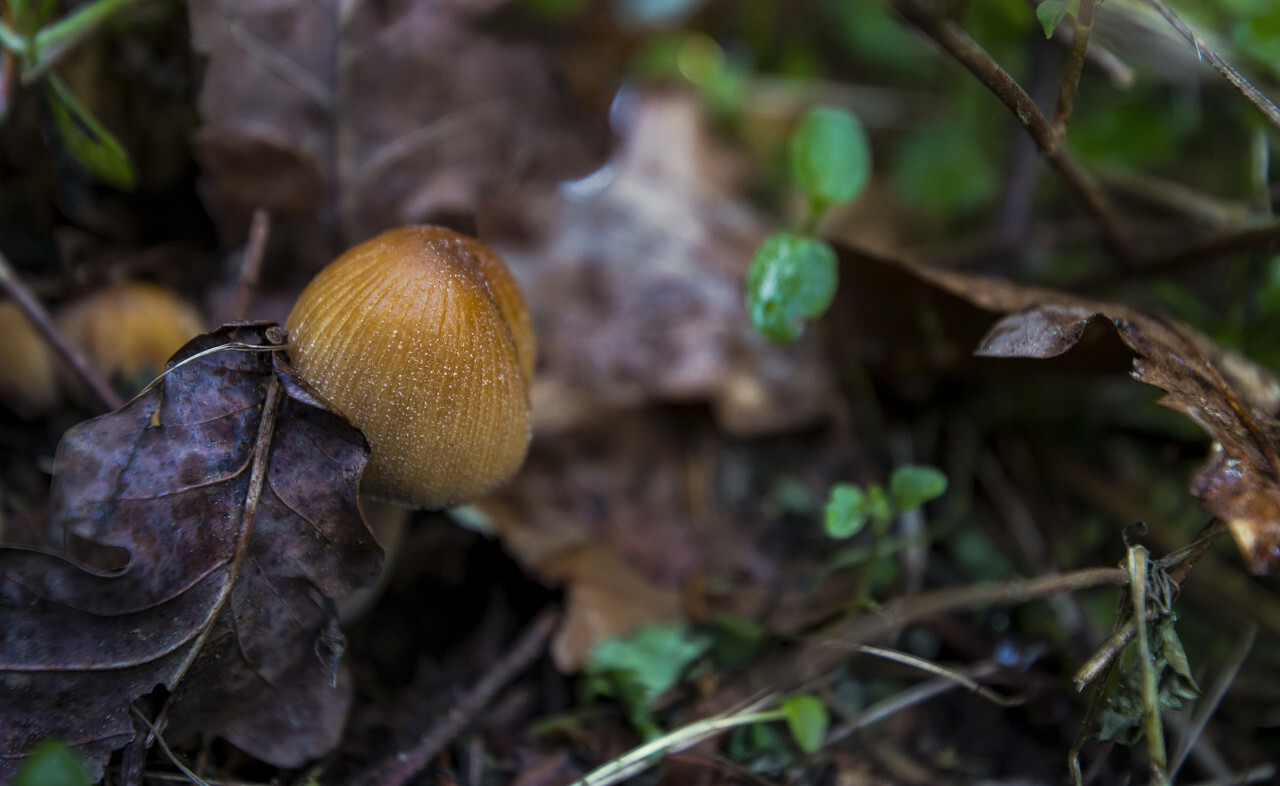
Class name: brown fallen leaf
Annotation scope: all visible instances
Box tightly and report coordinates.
[188,0,605,261]
[838,243,1280,574]
[495,89,836,437]
[0,324,381,780]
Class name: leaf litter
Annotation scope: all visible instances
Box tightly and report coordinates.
[0,324,381,780]
[843,245,1280,574]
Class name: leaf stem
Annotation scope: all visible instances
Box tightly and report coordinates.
[1051,0,1094,132]
[1128,546,1169,785]
[0,250,124,412]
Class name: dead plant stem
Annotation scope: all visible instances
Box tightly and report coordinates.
[889,0,1137,261]
[1052,0,1095,132]
[0,251,124,412]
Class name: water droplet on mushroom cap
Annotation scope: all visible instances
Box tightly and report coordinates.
[286,226,535,509]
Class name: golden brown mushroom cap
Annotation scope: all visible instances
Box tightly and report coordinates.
[55,281,205,398]
[0,300,59,418]
[286,225,535,509]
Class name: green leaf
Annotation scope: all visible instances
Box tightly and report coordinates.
[1036,0,1072,38]
[584,622,712,738]
[825,483,869,539]
[888,465,948,513]
[780,695,828,754]
[865,483,892,527]
[45,74,136,190]
[13,740,91,786]
[788,106,871,212]
[745,232,838,343]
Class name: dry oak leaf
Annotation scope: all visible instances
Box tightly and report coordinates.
[189,0,604,258]
[0,324,381,782]
[847,245,1280,574]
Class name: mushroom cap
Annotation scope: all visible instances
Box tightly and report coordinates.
[0,300,59,418]
[55,281,205,397]
[286,225,534,509]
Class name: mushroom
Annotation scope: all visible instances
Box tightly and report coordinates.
[55,281,205,401]
[285,225,535,510]
[0,300,59,418]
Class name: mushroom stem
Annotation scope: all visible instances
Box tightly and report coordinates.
[337,497,410,624]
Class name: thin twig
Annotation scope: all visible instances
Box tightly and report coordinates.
[1108,220,1280,285]
[1168,623,1257,781]
[701,566,1129,718]
[825,659,1002,744]
[231,210,271,323]
[890,0,1138,261]
[570,696,778,786]
[1052,0,1096,131]
[366,606,561,786]
[0,251,123,412]
[845,645,1023,707]
[1146,0,1280,132]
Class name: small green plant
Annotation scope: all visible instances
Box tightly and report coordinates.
[745,105,871,342]
[823,465,948,606]
[825,464,947,540]
[13,739,91,786]
[1,0,147,188]
[1035,0,1079,38]
[582,622,712,740]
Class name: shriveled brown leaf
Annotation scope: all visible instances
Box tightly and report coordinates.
[838,244,1280,574]
[0,324,381,780]
[188,0,605,261]
[495,90,836,437]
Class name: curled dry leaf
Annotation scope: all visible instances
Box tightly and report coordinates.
[0,324,381,781]
[840,244,1280,574]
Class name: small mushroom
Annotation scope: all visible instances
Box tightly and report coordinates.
[286,225,535,510]
[0,300,59,418]
[55,281,205,400]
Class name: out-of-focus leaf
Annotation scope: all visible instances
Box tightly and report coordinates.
[888,465,948,513]
[0,324,381,781]
[1036,0,1075,39]
[833,242,1280,574]
[188,0,606,257]
[824,483,869,539]
[779,695,828,754]
[1234,7,1280,80]
[746,232,838,343]
[1070,93,1198,171]
[500,91,837,438]
[45,74,136,190]
[788,106,871,212]
[892,119,999,216]
[12,740,90,786]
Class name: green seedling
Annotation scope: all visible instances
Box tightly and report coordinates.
[824,465,948,606]
[745,105,871,342]
[582,622,712,740]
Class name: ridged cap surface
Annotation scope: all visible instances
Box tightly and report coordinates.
[286,226,534,509]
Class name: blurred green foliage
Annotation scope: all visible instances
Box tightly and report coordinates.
[13,740,90,786]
